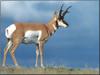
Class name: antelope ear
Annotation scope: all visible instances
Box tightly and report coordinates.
[54,11,58,16]
[53,11,58,21]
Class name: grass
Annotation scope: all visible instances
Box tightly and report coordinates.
[0,66,99,74]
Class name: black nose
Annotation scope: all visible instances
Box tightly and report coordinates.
[66,22,69,26]
[63,20,69,27]
[67,24,69,27]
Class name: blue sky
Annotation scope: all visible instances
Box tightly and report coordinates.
[0,1,99,68]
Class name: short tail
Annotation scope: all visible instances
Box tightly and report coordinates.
[5,28,10,39]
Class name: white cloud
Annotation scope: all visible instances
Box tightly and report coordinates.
[1,1,78,22]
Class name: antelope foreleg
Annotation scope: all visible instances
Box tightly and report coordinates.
[39,41,44,68]
[35,44,39,67]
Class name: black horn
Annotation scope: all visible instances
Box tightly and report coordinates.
[62,6,72,17]
[59,4,64,17]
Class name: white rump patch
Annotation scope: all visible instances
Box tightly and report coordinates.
[23,30,42,44]
[5,24,16,38]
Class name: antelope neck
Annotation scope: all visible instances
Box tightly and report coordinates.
[46,23,58,36]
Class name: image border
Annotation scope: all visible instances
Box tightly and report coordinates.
[0,0,99,74]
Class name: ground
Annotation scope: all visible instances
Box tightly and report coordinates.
[0,66,99,74]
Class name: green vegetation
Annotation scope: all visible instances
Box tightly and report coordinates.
[0,66,99,74]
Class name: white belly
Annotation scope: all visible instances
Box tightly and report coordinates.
[22,30,42,44]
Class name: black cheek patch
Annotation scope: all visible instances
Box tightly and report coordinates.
[56,21,59,28]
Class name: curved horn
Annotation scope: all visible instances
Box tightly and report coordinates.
[59,4,64,17]
[62,6,72,17]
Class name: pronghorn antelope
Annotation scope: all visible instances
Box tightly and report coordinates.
[2,5,71,68]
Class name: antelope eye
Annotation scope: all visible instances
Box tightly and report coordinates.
[59,16,64,20]
[58,17,62,20]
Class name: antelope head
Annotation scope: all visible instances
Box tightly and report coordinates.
[53,4,72,28]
